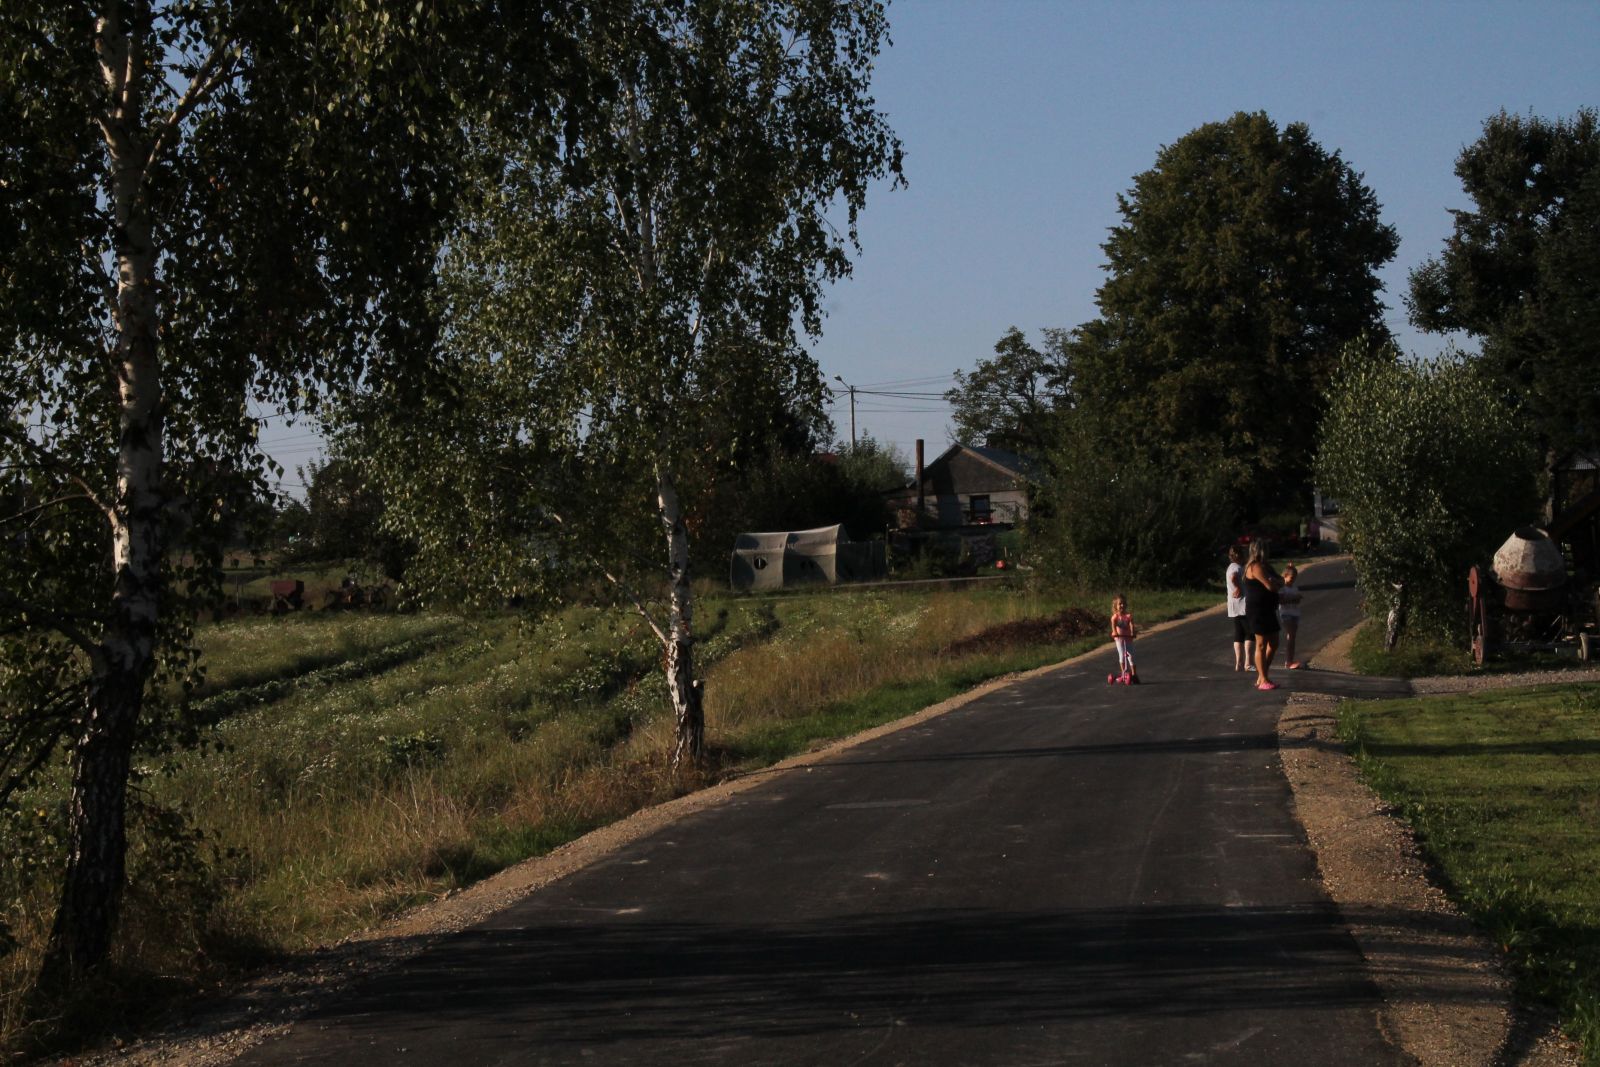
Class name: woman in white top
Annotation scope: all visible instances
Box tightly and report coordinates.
[1226,544,1253,671]
[1278,562,1304,669]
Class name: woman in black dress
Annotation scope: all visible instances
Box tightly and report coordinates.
[1244,540,1284,690]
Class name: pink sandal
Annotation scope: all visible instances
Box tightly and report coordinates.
[1256,681,1280,691]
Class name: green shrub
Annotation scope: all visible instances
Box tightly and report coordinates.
[1028,419,1232,588]
[1316,343,1538,636]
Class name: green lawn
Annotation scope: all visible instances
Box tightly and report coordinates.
[1338,683,1600,1063]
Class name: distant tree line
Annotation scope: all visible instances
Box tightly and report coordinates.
[948,107,1597,613]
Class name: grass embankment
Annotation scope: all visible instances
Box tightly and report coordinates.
[1339,683,1600,1064]
[2,582,1215,1053]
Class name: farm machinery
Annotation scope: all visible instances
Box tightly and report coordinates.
[1467,526,1599,664]
[258,575,389,614]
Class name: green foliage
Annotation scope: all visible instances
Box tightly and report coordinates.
[1028,415,1233,588]
[348,2,903,637]
[379,730,447,770]
[1407,108,1600,460]
[1346,620,1477,678]
[1,0,623,993]
[827,435,911,538]
[1316,342,1539,635]
[290,456,415,580]
[945,327,1067,453]
[693,432,909,566]
[1066,111,1399,512]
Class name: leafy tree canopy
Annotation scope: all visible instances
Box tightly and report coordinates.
[347,0,903,766]
[1407,107,1600,461]
[944,326,1066,455]
[0,0,611,988]
[293,456,415,579]
[1067,111,1399,511]
[1026,406,1233,589]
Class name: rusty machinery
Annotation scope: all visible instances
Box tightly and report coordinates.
[1467,526,1598,664]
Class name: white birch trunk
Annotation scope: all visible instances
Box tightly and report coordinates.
[658,469,703,768]
[41,8,164,984]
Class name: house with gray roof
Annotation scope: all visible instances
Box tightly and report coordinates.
[887,442,1039,530]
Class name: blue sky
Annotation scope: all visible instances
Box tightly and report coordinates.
[807,0,1600,459]
[261,0,1599,485]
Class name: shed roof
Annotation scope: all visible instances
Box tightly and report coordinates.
[732,524,846,551]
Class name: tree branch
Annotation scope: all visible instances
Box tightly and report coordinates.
[546,510,669,648]
[0,682,84,807]
[0,589,101,658]
[145,39,238,174]
[0,493,95,527]
[93,6,138,163]
[0,426,117,523]
[686,237,717,343]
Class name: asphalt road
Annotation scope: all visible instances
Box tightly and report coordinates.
[239,559,1418,1066]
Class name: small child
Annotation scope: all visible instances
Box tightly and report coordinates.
[1279,564,1304,669]
[1109,594,1140,684]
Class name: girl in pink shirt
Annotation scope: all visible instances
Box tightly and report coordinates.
[1109,595,1140,684]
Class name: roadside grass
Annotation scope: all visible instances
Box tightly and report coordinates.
[1338,683,1600,1064]
[1348,620,1590,678]
[194,613,461,700]
[1,581,1214,1057]
[1348,621,1479,677]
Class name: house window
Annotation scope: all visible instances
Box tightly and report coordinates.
[968,495,992,524]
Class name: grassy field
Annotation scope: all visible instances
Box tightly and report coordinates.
[1,580,1216,1052]
[1338,683,1600,1064]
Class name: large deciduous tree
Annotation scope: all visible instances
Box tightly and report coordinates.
[1065,111,1399,510]
[354,0,902,769]
[1407,108,1600,464]
[0,0,591,986]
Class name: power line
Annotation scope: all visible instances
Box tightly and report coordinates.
[858,373,959,388]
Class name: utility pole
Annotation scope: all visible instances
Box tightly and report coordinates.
[832,374,856,449]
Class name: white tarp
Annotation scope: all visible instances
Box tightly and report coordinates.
[730,525,882,590]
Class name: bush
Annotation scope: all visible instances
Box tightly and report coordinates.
[1028,420,1233,588]
[1316,343,1538,636]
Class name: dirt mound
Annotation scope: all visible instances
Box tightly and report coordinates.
[942,608,1108,657]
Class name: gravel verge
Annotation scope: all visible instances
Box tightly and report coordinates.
[1409,666,1600,695]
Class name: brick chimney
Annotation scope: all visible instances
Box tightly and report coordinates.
[915,438,925,518]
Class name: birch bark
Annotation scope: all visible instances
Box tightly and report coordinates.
[657,469,703,767]
[39,5,165,985]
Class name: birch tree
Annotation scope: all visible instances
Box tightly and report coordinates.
[355,0,903,768]
[0,0,595,987]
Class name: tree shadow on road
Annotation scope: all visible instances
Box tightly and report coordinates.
[240,902,1495,1062]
